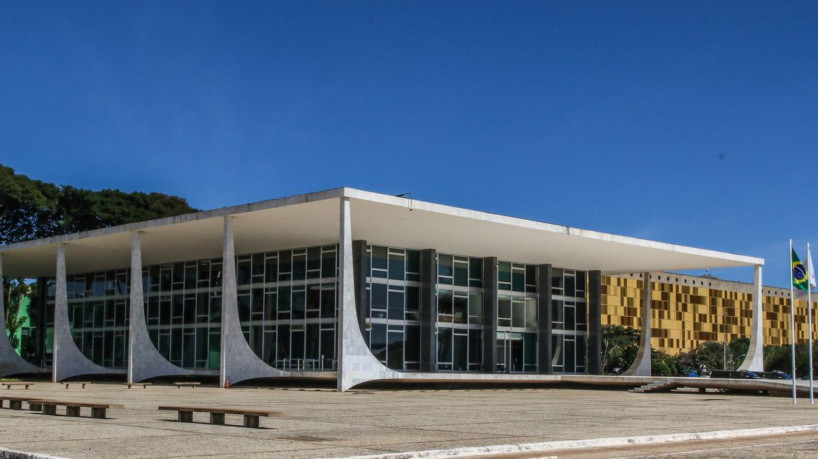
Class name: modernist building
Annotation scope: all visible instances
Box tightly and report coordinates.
[0,188,765,390]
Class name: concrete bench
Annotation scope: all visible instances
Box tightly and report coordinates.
[1,382,32,390]
[125,383,152,389]
[0,396,45,410]
[64,382,89,389]
[39,400,123,419]
[158,405,279,428]
[173,382,201,388]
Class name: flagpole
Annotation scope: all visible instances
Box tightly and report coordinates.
[791,239,797,404]
[807,242,815,405]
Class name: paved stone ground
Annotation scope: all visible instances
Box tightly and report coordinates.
[0,382,817,458]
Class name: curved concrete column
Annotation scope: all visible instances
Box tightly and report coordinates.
[739,265,764,371]
[220,217,287,387]
[623,272,652,376]
[338,197,400,392]
[0,255,44,377]
[128,232,198,383]
[53,244,120,382]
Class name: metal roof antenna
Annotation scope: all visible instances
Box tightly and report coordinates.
[396,192,413,211]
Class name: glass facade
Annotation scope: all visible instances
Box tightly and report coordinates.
[44,244,338,372]
[496,262,537,373]
[551,268,588,373]
[436,254,483,372]
[65,270,129,368]
[236,245,338,371]
[361,244,591,374]
[143,258,222,369]
[40,238,592,376]
[362,245,422,370]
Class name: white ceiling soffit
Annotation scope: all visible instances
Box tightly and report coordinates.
[0,187,762,278]
[0,196,341,277]
[345,189,763,273]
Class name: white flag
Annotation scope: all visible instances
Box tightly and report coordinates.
[809,245,816,289]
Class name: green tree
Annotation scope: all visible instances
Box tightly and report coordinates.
[3,278,29,349]
[764,345,792,373]
[0,165,60,244]
[601,325,640,374]
[677,341,725,376]
[728,337,750,370]
[651,348,678,376]
[1,164,198,245]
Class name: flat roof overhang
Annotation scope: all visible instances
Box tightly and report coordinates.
[0,188,763,278]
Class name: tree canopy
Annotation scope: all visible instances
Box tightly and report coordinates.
[0,165,197,245]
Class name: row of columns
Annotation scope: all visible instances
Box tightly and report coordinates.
[0,216,317,385]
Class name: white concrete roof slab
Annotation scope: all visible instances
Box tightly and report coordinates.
[0,187,762,278]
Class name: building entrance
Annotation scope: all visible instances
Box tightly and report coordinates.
[496,332,524,373]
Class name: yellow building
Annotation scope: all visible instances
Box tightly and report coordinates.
[602,272,818,355]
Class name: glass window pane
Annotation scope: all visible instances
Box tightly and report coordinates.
[388,254,405,281]
[453,334,467,371]
[524,333,537,366]
[371,324,387,362]
[405,286,419,312]
[525,298,537,328]
[468,292,483,321]
[469,258,483,281]
[307,247,321,271]
[512,270,525,292]
[265,257,278,282]
[565,275,576,297]
[321,288,336,318]
[372,246,388,270]
[577,302,587,325]
[552,334,563,369]
[437,290,453,317]
[438,254,453,278]
[321,329,335,364]
[498,262,511,283]
[405,326,420,362]
[565,339,576,372]
[387,332,403,369]
[551,299,563,328]
[565,305,575,330]
[498,297,511,320]
[512,301,525,328]
[388,290,403,320]
[321,250,336,278]
[469,329,482,365]
[454,262,468,287]
[577,336,586,370]
[371,283,387,310]
[437,328,452,364]
[406,250,420,274]
[292,254,306,281]
[453,295,468,324]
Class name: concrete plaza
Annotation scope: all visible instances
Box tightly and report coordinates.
[0,382,817,458]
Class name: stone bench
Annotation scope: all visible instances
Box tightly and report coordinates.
[125,382,152,389]
[39,400,123,419]
[173,382,201,388]
[0,396,44,410]
[158,405,279,428]
[1,382,32,390]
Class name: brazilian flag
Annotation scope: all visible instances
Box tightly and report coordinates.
[793,248,809,292]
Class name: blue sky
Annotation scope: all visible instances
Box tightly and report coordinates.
[2,1,817,287]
